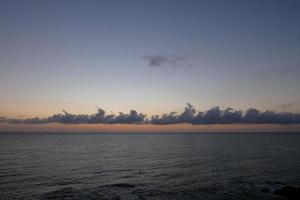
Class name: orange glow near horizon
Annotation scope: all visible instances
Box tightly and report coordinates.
[0,123,300,133]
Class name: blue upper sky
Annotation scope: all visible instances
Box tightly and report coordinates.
[0,0,299,118]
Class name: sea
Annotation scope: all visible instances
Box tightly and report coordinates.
[0,132,299,200]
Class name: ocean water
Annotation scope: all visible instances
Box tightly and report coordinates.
[0,132,299,200]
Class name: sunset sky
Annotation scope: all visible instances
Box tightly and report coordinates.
[0,0,300,132]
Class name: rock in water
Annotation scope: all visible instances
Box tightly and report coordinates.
[274,186,300,199]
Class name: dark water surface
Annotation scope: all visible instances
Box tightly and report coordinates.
[0,132,299,200]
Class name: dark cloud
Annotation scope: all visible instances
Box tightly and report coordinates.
[3,108,146,125]
[150,104,300,125]
[1,104,300,125]
[151,112,180,125]
[143,54,185,67]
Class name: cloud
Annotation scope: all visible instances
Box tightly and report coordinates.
[1,103,300,125]
[278,65,299,75]
[280,100,300,110]
[143,54,185,68]
[150,104,300,125]
[0,117,6,123]
[3,108,146,125]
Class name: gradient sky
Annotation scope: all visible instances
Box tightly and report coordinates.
[0,0,300,131]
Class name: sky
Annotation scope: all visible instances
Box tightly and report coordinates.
[0,0,300,132]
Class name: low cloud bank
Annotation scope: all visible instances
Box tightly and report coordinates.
[2,108,146,125]
[151,104,300,125]
[1,103,300,125]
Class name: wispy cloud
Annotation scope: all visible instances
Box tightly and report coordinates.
[1,104,300,125]
[278,65,299,75]
[280,100,300,110]
[0,117,6,123]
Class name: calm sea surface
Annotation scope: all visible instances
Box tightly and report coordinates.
[0,132,299,200]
